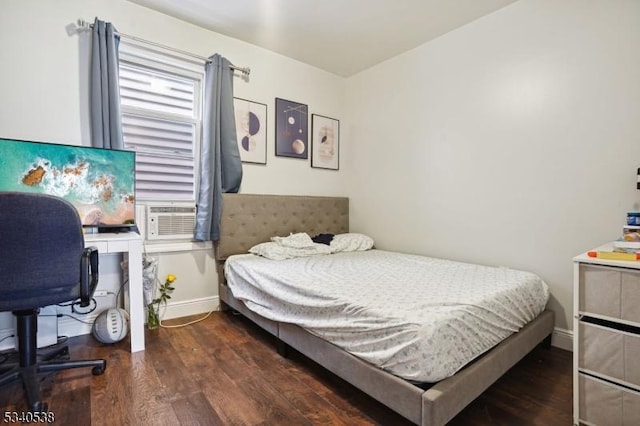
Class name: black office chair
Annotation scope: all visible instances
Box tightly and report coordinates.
[0,192,106,411]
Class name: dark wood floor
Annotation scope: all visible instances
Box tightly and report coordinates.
[0,311,572,425]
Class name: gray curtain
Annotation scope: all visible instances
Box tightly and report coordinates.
[90,18,124,150]
[195,54,243,242]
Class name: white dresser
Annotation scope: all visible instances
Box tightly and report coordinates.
[574,245,640,425]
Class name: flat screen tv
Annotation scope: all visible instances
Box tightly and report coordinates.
[0,138,135,230]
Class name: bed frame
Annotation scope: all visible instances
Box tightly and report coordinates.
[215,193,555,426]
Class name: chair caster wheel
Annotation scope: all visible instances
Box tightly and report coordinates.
[92,365,105,375]
[31,401,48,412]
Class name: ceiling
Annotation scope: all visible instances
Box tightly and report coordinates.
[127,0,518,77]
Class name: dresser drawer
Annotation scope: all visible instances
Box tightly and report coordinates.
[579,373,640,425]
[580,322,640,387]
[580,265,640,323]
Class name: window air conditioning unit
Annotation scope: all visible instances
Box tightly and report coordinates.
[146,205,196,240]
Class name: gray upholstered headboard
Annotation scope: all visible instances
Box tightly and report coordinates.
[216,193,349,261]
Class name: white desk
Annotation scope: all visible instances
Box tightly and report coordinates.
[85,232,144,352]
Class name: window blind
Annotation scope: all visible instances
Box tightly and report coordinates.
[118,49,203,202]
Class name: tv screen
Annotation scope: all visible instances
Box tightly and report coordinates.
[0,138,135,229]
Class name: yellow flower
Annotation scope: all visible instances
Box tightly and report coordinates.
[166,274,176,283]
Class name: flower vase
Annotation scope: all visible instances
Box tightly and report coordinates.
[147,304,160,330]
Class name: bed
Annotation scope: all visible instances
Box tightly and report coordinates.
[215,193,555,426]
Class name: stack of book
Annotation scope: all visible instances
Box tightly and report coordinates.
[613,225,640,253]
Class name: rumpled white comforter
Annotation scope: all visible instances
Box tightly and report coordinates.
[224,249,549,382]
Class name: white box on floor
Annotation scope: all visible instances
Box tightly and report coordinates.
[14,305,59,350]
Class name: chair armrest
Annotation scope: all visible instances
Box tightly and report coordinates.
[79,246,99,307]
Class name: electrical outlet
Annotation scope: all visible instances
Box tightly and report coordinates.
[94,290,109,297]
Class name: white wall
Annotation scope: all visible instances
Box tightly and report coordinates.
[0,0,347,341]
[345,0,640,337]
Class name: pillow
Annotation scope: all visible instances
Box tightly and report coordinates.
[249,241,332,260]
[330,233,374,253]
[271,232,315,248]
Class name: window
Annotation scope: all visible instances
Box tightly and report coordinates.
[118,42,204,202]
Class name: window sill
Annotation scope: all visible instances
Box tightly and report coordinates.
[142,240,213,254]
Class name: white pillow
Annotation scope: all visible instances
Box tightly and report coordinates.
[249,241,332,260]
[330,233,374,253]
[271,232,314,248]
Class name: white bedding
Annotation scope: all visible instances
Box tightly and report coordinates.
[224,249,549,382]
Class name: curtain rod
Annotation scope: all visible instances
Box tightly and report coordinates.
[77,19,250,76]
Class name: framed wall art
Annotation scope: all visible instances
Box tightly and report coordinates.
[233,97,267,164]
[275,97,308,159]
[311,114,339,170]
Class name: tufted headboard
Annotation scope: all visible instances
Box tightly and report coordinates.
[215,193,349,261]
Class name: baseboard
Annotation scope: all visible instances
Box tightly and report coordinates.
[551,327,573,351]
[159,296,220,321]
[56,296,220,339]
